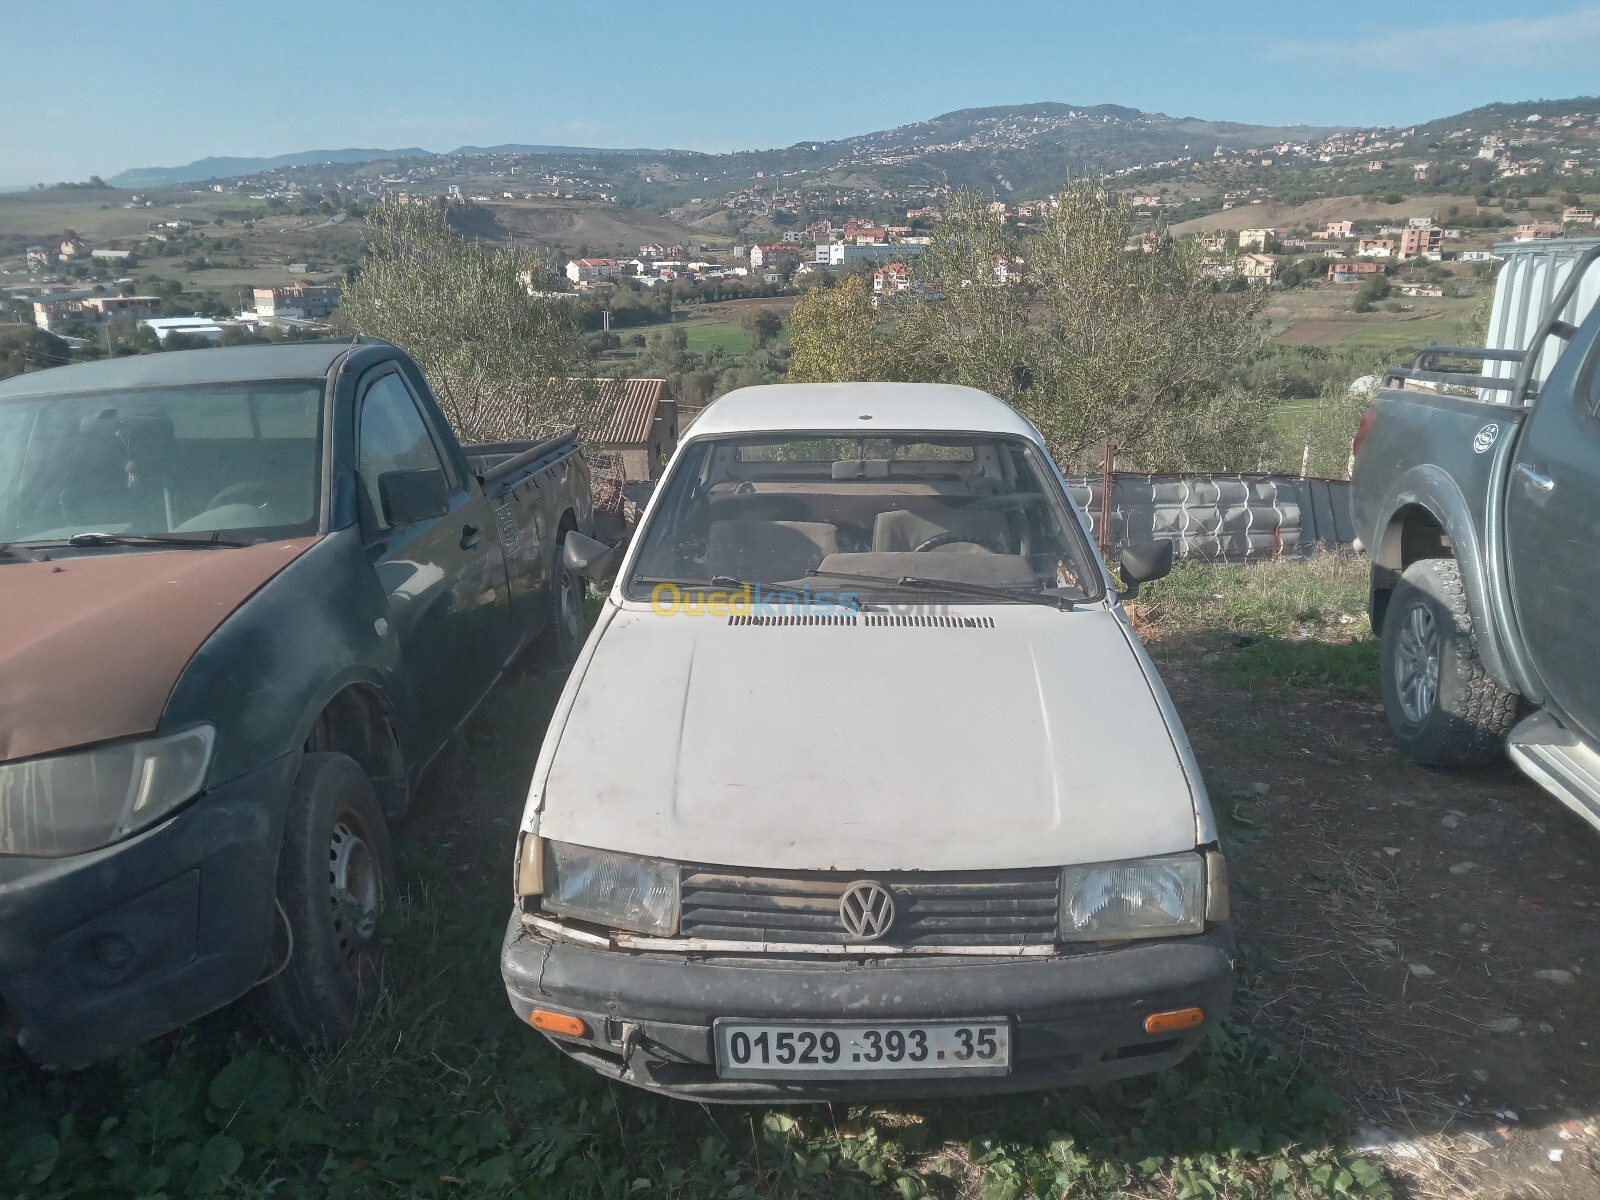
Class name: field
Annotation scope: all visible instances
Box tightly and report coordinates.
[6,554,1599,1198]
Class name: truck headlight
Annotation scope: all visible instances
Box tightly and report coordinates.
[541,840,680,936]
[0,725,216,858]
[1059,852,1206,942]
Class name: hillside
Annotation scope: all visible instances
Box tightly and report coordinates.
[109,148,436,189]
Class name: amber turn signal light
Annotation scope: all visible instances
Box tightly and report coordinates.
[529,1009,588,1038]
[1143,1007,1205,1034]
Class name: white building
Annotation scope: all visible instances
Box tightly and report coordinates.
[141,316,223,344]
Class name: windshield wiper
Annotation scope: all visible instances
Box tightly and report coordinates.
[805,568,1079,610]
[0,543,50,563]
[24,531,252,550]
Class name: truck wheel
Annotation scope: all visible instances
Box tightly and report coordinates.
[254,752,396,1047]
[1380,558,1518,767]
[545,537,586,665]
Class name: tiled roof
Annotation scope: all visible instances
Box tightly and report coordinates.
[582,378,669,446]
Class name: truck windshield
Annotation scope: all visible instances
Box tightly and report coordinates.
[0,380,323,545]
[626,433,1104,603]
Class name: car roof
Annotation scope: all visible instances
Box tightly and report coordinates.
[683,382,1045,444]
[0,339,391,399]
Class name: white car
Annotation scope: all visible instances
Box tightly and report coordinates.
[500,382,1233,1101]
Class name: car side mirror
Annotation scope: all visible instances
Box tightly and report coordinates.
[1116,539,1174,601]
[378,468,449,527]
[563,531,620,585]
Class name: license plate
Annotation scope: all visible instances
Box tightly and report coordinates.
[713,1019,1011,1079]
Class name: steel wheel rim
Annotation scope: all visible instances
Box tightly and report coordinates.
[329,815,380,975]
[1395,602,1441,724]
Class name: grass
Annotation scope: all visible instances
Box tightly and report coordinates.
[678,319,753,356]
[0,590,1394,1199]
[1332,317,1475,354]
[1136,550,1379,694]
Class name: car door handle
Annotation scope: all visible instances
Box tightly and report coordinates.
[460,524,480,550]
[1516,463,1556,492]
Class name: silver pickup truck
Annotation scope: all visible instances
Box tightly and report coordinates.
[1350,237,1600,830]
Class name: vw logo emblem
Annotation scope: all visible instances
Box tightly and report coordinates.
[839,880,896,940]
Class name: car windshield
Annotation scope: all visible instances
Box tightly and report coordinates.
[626,433,1103,603]
[0,380,323,545]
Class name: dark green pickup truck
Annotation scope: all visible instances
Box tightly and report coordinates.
[0,339,594,1066]
[1351,238,1600,833]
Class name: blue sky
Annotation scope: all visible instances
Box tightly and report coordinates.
[5,0,1599,186]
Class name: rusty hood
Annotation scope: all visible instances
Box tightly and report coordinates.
[0,538,318,763]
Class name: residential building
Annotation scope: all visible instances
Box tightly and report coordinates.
[253,281,342,318]
[993,256,1025,283]
[1513,223,1563,241]
[1478,135,1507,160]
[1455,251,1502,263]
[1357,239,1395,258]
[1238,228,1273,250]
[565,257,619,284]
[1564,207,1597,224]
[1324,220,1357,239]
[1328,261,1381,282]
[814,242,925,266]
[874,263,913,294]
[1236,253,1276,283]
[1394,282,1444,297]
[1397,226,1443,259]
[59,238,90,259]
[749,243,802,269]
[25,246,57,270]
[1366,160,1386,171]
[1128,195,1163,207]
[32,295,162,331]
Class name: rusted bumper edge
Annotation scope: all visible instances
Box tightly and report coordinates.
[499,911,1236,1103]
[0,751,300,1068]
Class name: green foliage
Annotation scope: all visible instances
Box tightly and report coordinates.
[342,197,597,441]
[739,307,783,349]
[792,183,1276,473]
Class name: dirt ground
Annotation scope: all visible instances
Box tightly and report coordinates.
[1144,631,1600,1199]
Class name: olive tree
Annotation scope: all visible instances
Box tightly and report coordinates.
[788,182,1276,473]
[342,198,596,442]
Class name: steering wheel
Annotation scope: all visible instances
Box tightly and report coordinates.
[913,530,1008,554]
[203,482,274,510]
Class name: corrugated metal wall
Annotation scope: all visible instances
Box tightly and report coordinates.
[1063,473,1354,561]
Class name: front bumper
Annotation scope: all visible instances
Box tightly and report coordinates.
[0,751,299,1068]
[500,913,1236,1102]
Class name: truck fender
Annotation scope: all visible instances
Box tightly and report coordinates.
[1369,463,1516,692]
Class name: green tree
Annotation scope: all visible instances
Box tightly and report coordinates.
[793,182,1273,471]
[788,274,883,383]
[342,198,596,441]
[739,307,782,349]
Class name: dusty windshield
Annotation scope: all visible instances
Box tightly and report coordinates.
[626,433,1103,603]
[0,381,323,545]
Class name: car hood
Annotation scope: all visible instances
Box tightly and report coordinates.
[0,538,318,762]
[537,604,1201,872]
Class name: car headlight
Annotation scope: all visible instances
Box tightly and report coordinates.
[0,725,216,858]
[1059,852,1206,942]
[540,840,680,936]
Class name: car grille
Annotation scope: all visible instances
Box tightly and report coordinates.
[677,866,1061,946]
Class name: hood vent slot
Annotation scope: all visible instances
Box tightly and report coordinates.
[862,614,994,628]
[725,614,995,628]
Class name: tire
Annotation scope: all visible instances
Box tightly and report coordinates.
[544,535,587,666]
[1379,558,1519,767]
[254,752,396,1047]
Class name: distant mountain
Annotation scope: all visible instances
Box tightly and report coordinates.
[107,147,436,188]
[448,143,659,156]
